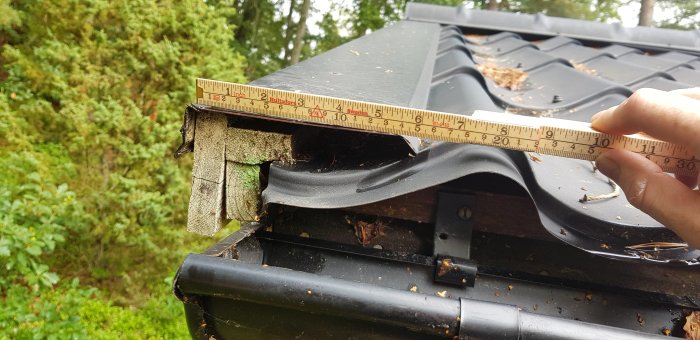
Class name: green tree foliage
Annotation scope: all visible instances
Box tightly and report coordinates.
[311,0,466,55]
[0,280,96,338]
[657,0,700,30]
[0,0,20,29]
[350,0,407,38]
[347,0,474,39]
[508,0,621,21]
[0,277,188,339]
[314,13,349,54]
[1,0,246,336]
[231,0,287,78]
[3,0,245,288]
[310,0,623,58]
[0,150,80,290]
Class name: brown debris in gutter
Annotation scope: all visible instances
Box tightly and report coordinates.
[352,219,386,245]
[625,242,688,251]
[572,62,598,76]
[685,311,700,340]
[476,64,528,90]
[464,34,486,43]
[437,258,454,277]
[579,179,620,203]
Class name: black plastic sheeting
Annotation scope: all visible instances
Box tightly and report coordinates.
[247,10,700,264]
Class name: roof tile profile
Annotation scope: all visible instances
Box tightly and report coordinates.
[240,4,700,264]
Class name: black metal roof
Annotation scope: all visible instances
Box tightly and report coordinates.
[248,4,700,265]
[405,3,700,53]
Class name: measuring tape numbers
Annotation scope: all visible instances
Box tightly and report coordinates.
[195,78,698,176]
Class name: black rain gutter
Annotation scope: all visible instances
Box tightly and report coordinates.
[175,254,668,339]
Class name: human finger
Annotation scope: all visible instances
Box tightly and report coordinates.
[596,149,700,248]
[671,87,700,100]
[590,88,700,158]
[675,174,699,189]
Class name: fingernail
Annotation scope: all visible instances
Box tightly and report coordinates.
[596,153,620,181]
[590,108,609,122]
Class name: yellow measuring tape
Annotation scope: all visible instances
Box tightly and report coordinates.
[196,78,698,176]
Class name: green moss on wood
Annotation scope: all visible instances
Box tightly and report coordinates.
[226,162,261,221]
[225,128,293,164]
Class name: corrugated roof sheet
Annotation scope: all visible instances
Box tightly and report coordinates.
[246,5,700,265]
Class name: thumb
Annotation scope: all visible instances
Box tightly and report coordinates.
[596,149,700,248]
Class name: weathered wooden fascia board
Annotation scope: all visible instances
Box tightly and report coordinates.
[225,162,261,222]
[187,112,228,236]
[186,111,296,234]
[224,128,293,165]
[224,127,294,223]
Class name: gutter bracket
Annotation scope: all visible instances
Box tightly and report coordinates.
[174,104,200,158]
[433,191,478,287]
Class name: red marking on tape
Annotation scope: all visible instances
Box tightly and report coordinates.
[346,108,368,116]
[270,97,295,106]
[310,105,324,118]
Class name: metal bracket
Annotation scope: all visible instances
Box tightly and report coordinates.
[173,104,199,158]
[433,192,478,287]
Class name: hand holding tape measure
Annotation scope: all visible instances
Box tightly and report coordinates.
[195,79,698,176]
[587,88,700,249]
[195,79,700,247]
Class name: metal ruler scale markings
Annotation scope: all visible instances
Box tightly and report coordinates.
[195,78,698,176]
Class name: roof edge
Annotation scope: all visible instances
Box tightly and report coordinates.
[405,3,700,55]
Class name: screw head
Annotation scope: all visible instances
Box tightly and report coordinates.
[457,206,472,220]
